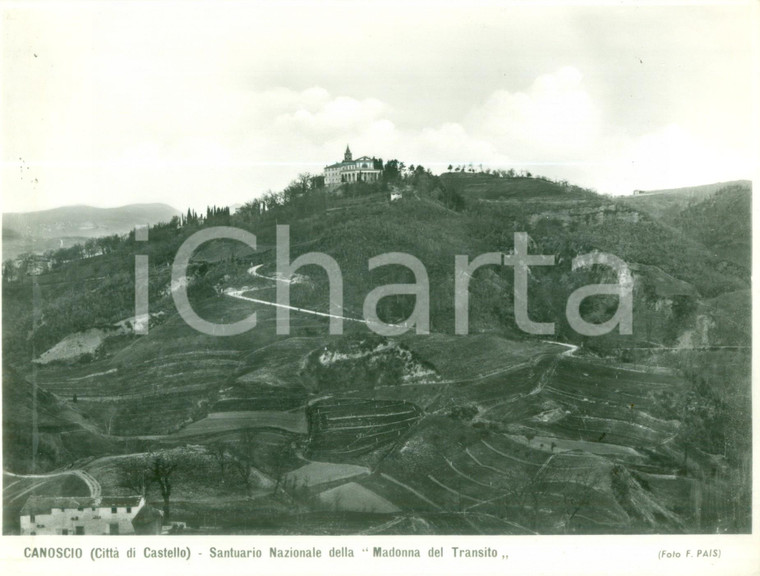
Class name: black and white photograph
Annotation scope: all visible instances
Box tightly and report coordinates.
[1,0,757,574]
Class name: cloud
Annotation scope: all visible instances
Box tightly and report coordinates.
[3,63,751,213]
[466,66,600,161]
[595,124,754,194]
[273,94,389,144]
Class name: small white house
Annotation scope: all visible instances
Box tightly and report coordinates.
[20,495,144,535]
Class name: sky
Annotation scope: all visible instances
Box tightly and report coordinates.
[1,0,757,213]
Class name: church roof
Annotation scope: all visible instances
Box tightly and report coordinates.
[325,148,380,170]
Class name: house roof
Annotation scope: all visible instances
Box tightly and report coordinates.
[131,505,163,525]
[21,495,143,516]
[325,154,381,169]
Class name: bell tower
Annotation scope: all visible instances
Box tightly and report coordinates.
[344,144,352,162]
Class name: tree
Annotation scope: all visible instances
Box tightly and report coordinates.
[150,453,178,523]
[382,159,402,183]
[229,429,257,496]
[441,184,465,211]
[102,404,118,436]
[210,442,230,483]
[639,277,658,342]
[2,259,18,283]
[310,174,325,190]
[84,238,99,257]
[120,459,152,497]
[558,467,598,533]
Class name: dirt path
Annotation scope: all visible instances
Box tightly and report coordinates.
[542,340,580,357]
[4,469,101,499]
[225,265,411,331]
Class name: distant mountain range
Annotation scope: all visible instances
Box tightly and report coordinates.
[2,203,180,260]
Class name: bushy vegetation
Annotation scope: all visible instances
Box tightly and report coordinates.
[303,334,436,391]
[667,184,751,268]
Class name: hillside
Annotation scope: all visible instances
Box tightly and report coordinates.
[664,184,751,268]
[618,179,751,219]
[2,170,751,535]
[2,203,180,260]
[440,172,601,203]
[2,364,120,474]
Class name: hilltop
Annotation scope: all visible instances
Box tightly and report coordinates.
[440,171,601,203]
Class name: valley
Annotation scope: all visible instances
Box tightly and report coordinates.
[2,172,751,535]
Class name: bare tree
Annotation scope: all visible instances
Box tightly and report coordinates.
[229,457,250,495]
[150,452,178,524]
[269,445,290,496]
[209,442,230,483]
[229,429,257,496]
[119,458,151,496]
[557,467,599,534]
[102,403,119,436]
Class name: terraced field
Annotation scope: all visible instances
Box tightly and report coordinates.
[176,410,308,437]
[306,398,424,458]
[333,354,698,533]
[29,299,326,436]
[5,292,720,534]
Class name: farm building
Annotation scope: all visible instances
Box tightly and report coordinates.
[20,495,144,535]
[131,505,164,535]
[324,145,382,188]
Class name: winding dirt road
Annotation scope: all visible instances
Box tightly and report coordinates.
[4,469,101,500]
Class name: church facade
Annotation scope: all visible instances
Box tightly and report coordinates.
[324,146,383,188]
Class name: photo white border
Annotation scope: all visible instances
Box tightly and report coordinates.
[1,1,758,574]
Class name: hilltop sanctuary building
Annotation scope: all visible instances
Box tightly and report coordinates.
[324,146,383,187]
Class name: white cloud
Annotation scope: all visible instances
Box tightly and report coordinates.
[466,66,600,161]
[595,124,754,194]
[273,94,389,144]
[2,3,753,217]
[5,74,748,214]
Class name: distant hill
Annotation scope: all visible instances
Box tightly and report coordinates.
[619,180,751,219]
[617,181,752,269]
[665,184,752,268]
[2,203,180,260]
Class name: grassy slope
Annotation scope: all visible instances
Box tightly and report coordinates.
[617,180,751,218]
[665,185,751,269]
[2,173,752,534]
